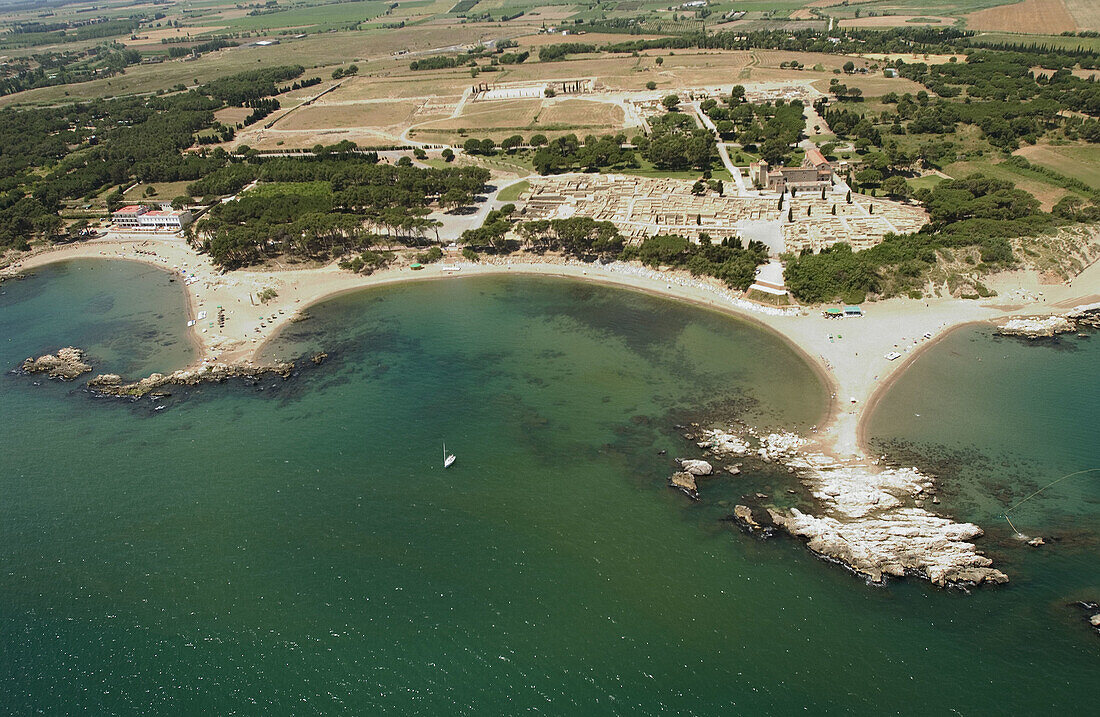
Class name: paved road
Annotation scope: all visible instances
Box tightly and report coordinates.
[689,102,749,195]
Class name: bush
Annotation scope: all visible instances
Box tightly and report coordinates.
[416,246,444,263]
[462,247,480,261]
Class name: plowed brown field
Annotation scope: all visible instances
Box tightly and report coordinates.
[966,0,1077,34]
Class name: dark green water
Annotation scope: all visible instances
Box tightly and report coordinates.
[1,260,1096,715]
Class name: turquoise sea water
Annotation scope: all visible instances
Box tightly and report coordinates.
[1,260,1096,714]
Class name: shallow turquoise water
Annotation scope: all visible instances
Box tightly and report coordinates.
[1,260,1096,714]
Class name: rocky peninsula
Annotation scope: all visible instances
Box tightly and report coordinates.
[87,361,296,397]
[676,426,1008,587]
[14,345,297,398]
[996,302,1100,338]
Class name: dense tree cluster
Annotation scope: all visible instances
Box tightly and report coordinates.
[409,55,472,71]
[531,134,636,174]
[637,113,714,171]
[538,43,597,62]
[518,217,624,258]
[194,159,490,267]
[199,66,304,106]
[621,234,769,289]
[707,97,804,165]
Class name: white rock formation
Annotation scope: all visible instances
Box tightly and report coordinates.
[679,459,713,476]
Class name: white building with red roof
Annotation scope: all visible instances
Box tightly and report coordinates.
[111,204,192,230]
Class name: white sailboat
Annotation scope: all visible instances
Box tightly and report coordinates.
[443,442,456,468]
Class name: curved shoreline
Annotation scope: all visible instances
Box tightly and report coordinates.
[9,238,1098,459]
[252,261,842,428]
[9,238,1100,588]
[854,319,990,457]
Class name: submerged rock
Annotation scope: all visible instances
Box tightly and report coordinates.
[695,428,750,456]
[21,347,92,380]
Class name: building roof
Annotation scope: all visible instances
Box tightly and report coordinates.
[114,205,145,214]
[805,147,829,167]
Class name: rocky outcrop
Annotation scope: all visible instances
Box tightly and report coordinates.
[696,428,750,456]
[733,504,760,529]
[669,471,698,500]
[768,457,1007,586]
[678,423,1007,588]
[678,459,713,476]
[770,506,1006,587]
[20,347,92,380]
[88,361,294,397]
[997,303,1100,339]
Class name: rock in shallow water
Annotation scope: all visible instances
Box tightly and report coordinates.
[678,459,713,476]
[669,471,698,500]
[21,347,92,380]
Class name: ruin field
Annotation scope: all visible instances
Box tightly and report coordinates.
[965,0,1078,34]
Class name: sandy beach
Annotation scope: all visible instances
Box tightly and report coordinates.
[5,232,1100,458]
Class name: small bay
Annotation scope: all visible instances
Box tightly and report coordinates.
[1,262,1096,714]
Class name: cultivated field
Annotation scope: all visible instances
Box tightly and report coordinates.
[408,96,634,143]
[839,15,957,27]
[536,99,627,129]
[277,101,426,130]
[965,0,1078,34]
[1063,0,1100,30]
[214,106,254,126]
[1014,144,1100,189]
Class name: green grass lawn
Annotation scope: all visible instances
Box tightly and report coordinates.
[496,180,530,202]
[906,174,945,191]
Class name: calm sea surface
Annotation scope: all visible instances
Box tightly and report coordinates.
[1,260,1096,714]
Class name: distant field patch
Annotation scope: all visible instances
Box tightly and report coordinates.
[205,0,390,31]
[1060,0,1100,31]
[965,0,1077,34]
[214,106,254,125]
[123,27,227,46]
[278,101,422,130]
[449,0,479,13]
[839,15,956,27]
[1014,144,1100,189]
[538,99,625,128]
